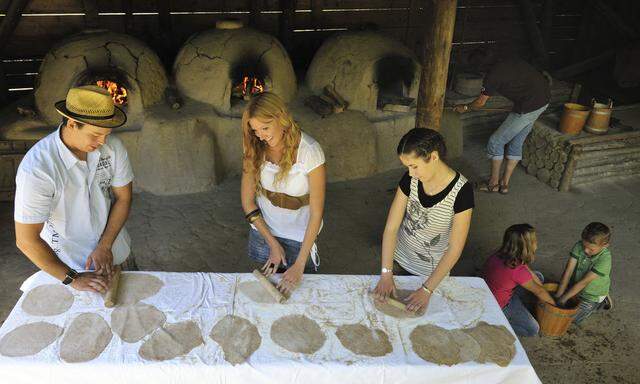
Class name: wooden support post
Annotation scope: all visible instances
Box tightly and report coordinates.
[540,0,553,49]
[279,0,295,50]
[518,0,549,67]
[157,0,172,32]
[82,0,100,28]
[572,0,593,63]
[311,0,322,27]
[0,0,30,53]
[415,0,457,131]
[249,0,262,28]
[0,0,30,105]
[122,0,134,34]
[405,0,422,53]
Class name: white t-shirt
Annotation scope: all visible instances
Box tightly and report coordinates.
[14,126,134,271]
[255,132,325,243]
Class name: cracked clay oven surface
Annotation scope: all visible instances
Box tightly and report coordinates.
[173,27,296,112]
[34,30,168,130]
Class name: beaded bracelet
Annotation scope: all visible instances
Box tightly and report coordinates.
[245,209,262,223]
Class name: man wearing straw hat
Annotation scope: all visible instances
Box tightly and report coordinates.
[14,85,134,293]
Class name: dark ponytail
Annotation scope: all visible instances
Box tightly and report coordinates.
[397,128,447,161]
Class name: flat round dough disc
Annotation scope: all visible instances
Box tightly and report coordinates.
[60,313,113,363]
[410,324,460,366]
[0,322,63,357]
[464,321,516,367]
[111,303,166,343]
[335,324,392,357]
[373,289,425,318]
[22,284,74,316]
[118,273,164,305]
[449,329,481,363]
[139,321,203,361]
[210,315,261,365]
[270,315,325,354]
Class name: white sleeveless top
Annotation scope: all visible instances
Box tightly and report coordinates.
[394,173,468,276]
[254,132,325,243]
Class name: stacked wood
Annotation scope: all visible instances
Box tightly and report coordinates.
[521,121,571,190]
[569,132,640,186]
[305,86,348,117]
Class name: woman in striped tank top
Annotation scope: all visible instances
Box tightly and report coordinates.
[373,128,474,313]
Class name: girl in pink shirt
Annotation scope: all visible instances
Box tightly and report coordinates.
[483,224,555,336]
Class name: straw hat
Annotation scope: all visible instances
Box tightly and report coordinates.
[55,85,127,128]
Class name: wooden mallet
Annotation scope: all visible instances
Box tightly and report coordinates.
[104,265,122,308]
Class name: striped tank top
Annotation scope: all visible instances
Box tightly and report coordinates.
[394,173,468,276]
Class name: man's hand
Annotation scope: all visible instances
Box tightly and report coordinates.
[453,104,470,113]
[373,273,396,302]
[70,272,110,293]
[261,241,287,277]
[405,288,431,313]
[278,261,304,295]
[86,246,114,277]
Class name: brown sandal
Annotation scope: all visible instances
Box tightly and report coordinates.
[499,184,509,194]
[476,180,500,193]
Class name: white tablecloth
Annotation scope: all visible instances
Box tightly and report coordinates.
[0,271,541,384]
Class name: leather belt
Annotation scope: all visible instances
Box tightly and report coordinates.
[264,189,309,210]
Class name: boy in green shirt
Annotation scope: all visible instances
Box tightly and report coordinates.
[556,222,612,324]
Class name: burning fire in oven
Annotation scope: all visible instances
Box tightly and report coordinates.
[233,76,265,99]
[96,80,128,105]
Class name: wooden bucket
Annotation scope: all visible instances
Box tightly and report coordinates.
[559,103,590,135]
[535,283,578,337]
[585,99,613,135]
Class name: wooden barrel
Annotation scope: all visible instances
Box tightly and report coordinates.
[559,103,590,135]
[585,100,613,135]
[534,283,578,337]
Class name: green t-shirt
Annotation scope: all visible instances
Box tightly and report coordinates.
[570,241,611,303]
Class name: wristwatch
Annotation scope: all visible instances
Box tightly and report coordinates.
[62,268,78,285]
[381,267,392,274]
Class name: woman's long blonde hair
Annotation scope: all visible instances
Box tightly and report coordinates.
[242,92,301,194]
[497,224,538,268]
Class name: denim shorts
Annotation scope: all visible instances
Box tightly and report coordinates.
[247,229,316,272]
[487,104,548,160]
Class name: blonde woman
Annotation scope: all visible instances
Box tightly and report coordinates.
[241,92,326,294]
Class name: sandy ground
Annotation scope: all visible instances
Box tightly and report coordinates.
[1,127,638,383]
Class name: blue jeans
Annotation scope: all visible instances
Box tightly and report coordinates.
[247,229,316,272]
[503,271,544,337]
[487,104,548,160]
[574,299,601,324]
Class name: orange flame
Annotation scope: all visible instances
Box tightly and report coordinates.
[235,76,264,97]
[96,80,128,105]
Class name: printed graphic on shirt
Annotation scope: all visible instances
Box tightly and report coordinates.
[96,154,113,196]
[46,220,61,256]
[403,199,428,236]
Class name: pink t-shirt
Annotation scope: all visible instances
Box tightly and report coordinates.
[483,254,533,308]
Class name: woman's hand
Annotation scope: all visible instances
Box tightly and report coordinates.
[261,241,287,277]
[278,261,304,294]
[405,288,431,313]
[373,273,396,302]
[70,272,110,293]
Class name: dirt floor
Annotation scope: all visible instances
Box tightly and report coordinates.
[1,123,638,383]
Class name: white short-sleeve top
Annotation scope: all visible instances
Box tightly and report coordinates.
[14,126,134,271]
[254,132,325,242]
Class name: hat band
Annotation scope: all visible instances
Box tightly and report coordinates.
[65,108,115,120]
